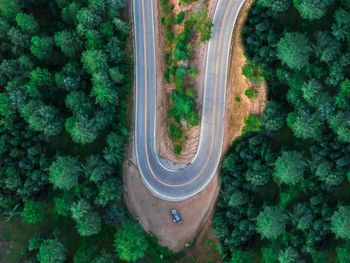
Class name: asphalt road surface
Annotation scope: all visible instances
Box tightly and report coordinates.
[133,0,247,201]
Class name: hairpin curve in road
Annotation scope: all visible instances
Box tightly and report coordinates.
[133,0,247,201]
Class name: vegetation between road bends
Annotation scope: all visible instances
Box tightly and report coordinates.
[0,0,178,262]
[160,0,213,154]
[215,0,350,262]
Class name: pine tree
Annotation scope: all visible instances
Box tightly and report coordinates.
[274,151,306,185]
[114,223,148,262]
[277,32,311,70]
[71,199,101,237]
[257,206,287,239]
[49,156,81,190]
[37,239,66,263]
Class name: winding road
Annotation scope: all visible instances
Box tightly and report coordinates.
[133,0,246,201]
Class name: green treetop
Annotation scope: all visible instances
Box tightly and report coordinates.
[21,200,45,225]
[37,239,66,263]
[277,32,311,70]
[16,13,39,33]
[293,0,336,20]
[274,151,306,185]
[256,206,287,239]
[71,199,101,237]
[49,156,81,190]
[332,206,350,240]
[114,222,148,262]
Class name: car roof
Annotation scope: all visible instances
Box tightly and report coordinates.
[171,210,182,220]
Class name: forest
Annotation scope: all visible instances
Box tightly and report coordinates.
[214,0,350,262]
[2,0,350,262]
[0,0,179,262]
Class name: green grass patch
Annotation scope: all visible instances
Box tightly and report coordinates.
[168,123,183,140]
[242,62,264,83]
[242,114,262,134]
[173,144,183,155]
[235,96,241,104]
[244,88,256,99]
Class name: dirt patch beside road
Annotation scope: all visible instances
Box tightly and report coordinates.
[125,0,264,253]
[223,0,266,151]
[124,157,219,251]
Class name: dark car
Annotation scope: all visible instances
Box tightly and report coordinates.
[171,209,183,224]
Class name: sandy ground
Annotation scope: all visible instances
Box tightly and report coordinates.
[125,0,265,253]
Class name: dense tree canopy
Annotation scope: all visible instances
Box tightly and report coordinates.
[293,0,336,20]
[215,0,350,261]
[0,0,169,262]
[258,0,291,13]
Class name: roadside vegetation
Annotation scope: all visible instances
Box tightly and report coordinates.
[215,0,350,262]
[241,60,265,134]
[0,0,182,262]
[160,0,213,154]
[242,61,264,100]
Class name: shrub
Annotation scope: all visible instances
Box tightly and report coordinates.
[175,11,186,24]
[173,144,183,155]
[245,88,257,99]
[242,63,255,80]
[168,123,182,139]
[21,201,45,225]
[243,114,262,134]
[235,96,241,104]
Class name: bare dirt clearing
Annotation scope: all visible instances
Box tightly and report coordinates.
[124,157,219,251]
